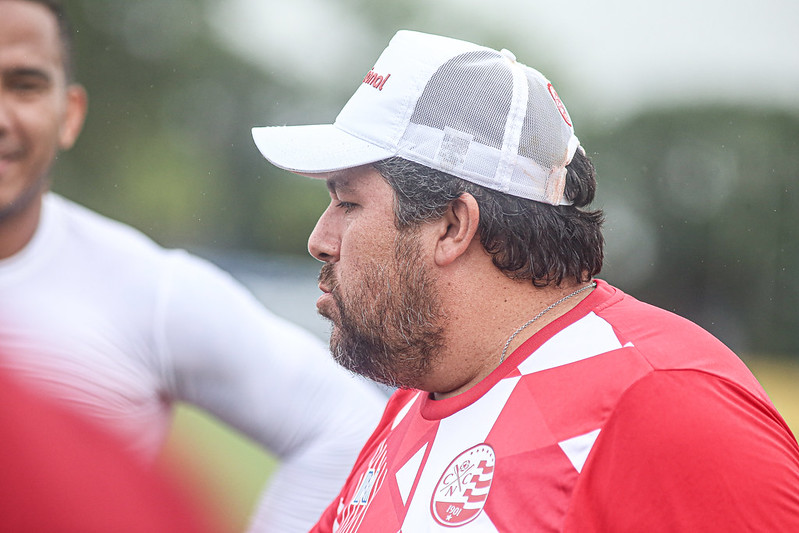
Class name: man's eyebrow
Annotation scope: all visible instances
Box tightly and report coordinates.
[326,175,354,196]
[3,67,53,82]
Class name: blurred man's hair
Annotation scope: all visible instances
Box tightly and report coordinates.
[374,150,604,287]
[16,0,75,82]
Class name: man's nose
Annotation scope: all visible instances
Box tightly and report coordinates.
[308,205,340,263]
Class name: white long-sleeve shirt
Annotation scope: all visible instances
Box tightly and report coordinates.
[0,193,386,532]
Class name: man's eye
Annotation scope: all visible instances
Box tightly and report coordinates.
[9,78,49,94]
[336,201,357,212]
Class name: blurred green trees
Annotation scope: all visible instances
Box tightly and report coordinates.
[56,1,335,252]
[585,109,799,355]
[52,2,798,357]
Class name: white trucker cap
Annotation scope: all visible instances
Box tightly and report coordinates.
[252,30,580,205]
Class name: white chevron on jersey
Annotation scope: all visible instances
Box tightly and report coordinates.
[396,443,427,506]
[559,428,602,472]
[518,311,627,375]
[392,391,421,429]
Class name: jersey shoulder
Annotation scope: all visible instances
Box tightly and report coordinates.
[564,369,799,532]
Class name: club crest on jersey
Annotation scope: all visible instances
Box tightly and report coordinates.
[430,443,495,527]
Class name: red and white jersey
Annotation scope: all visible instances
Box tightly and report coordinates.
[313,280,799,532]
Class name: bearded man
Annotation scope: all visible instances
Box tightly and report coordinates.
[252,30,799,532]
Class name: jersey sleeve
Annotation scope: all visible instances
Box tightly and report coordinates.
[155,251,387,533]
[563,369,799,532]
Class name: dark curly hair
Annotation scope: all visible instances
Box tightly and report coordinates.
[373,149,604,287]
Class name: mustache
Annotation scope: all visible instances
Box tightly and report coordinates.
[318,263,338,291]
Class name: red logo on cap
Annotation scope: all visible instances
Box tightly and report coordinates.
[363,69,391,91]
[547,83,572,127]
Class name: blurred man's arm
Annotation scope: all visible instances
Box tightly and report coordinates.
[159,251,386,532]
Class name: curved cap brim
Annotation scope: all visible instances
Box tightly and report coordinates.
[251,124,395,177]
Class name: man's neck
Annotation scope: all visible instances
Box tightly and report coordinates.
[427,271,594,401]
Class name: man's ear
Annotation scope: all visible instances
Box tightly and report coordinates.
[58,84,88,150]
[434,193,480,267]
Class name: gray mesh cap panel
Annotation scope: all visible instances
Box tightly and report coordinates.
[409,50,512,150]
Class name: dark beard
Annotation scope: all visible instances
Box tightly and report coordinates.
[317,231,445,389]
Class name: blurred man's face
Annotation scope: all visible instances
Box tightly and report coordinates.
[309,165,445,389]
[0,0,85,220]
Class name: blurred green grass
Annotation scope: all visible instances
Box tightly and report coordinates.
[747,357,799,433]
[161,356,799,532]
[160,406,277,532]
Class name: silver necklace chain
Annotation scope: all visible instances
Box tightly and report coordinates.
[499,281,597,364]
